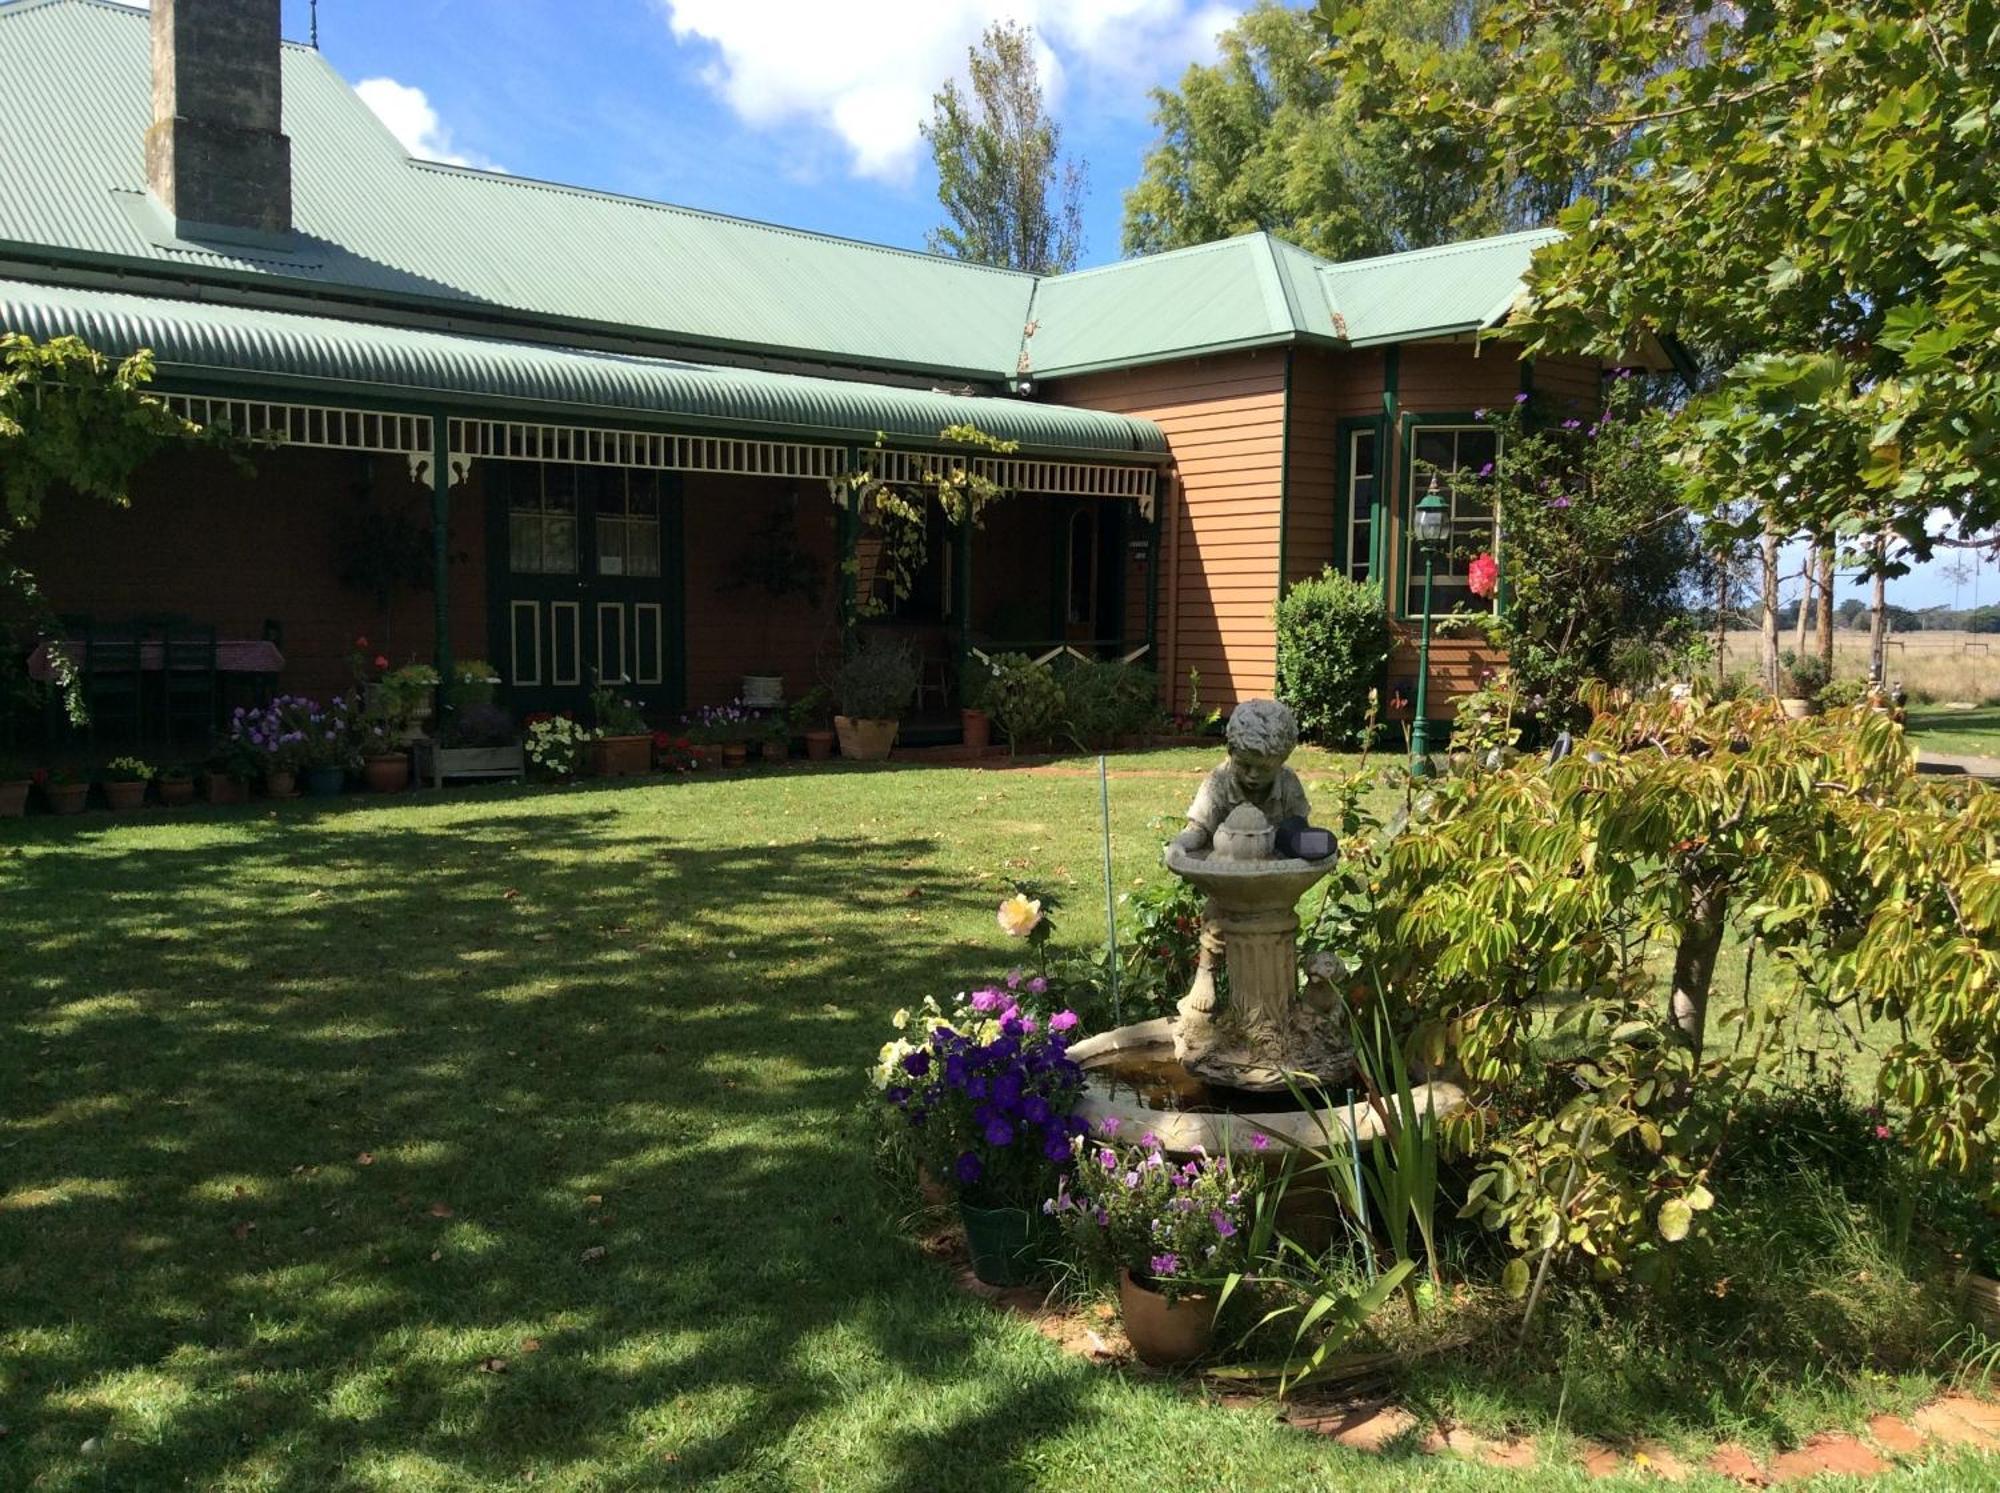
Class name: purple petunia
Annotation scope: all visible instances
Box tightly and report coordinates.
[1514,391,1531,404]
[1211,1210,1237,1239]
[984,1116,1015,1147]
[901,1050,930,1077]
[954,1151,983,1185]
[1048,1010,1079,1033]
[1249,1132,1272,1151]
[1150,1253,1180,1277]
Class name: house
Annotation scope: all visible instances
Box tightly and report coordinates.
[0,0,1653,732]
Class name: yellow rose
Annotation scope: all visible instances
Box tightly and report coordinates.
[997,893,1043,939]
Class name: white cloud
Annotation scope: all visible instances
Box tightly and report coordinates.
[355,77,501,171]
[658,0,1241,183]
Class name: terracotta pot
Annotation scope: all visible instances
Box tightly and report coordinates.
[363,753,410,793]
[834,714,898,762]
[759,737,788,764]
[205,773,248,805]
[1119,1268,1218,1367]
[1780,696,1812,720]
[961,708,991,752]
[0,779,28,817]
[264,770,297,800]
[102,779,147,812]
[803,729,835,761]
[720,742,748,768]
[44,782,88,815]
[157,776,196,807]
[587,733,653,778]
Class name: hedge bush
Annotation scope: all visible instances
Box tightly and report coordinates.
[1061,661,1158,749]
[1274,570,1391,746]
[985,653,1066,752]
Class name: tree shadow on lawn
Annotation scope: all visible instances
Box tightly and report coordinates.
[0,786,1107,1489]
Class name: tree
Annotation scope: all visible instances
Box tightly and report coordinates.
[1125,0,1589,260]
[922,22,1085,275]
[1332,0,2000,562]
[1,334,201,715]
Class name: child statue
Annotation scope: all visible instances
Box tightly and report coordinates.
[1172,698,1312,854]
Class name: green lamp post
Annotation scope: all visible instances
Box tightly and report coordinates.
[1409,476,1451,776]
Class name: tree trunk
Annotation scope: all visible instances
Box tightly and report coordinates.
[1793,543,1813,660]
[1760,523,1782,694]
[1670,878,1729,1062]
[1869,534,1889,690]
[1714,548,1730,691]
[1817,540,1836,678]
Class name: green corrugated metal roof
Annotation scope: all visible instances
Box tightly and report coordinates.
[0,278,1168,456]
[0,0,1559,384]
[1320,229,1562,347]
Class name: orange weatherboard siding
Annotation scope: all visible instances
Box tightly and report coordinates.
[1285,347,1387,587]
[1045,349,1290,711]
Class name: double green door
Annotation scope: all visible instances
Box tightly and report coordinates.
[488,461,683,717]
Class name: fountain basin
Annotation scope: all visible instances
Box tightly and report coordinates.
[1162,844,1338,912]
[1069,1018,1466,1156]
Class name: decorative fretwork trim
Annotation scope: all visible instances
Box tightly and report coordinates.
[165,395,431,456]
[865,448,1157,502]
[448,419,847,479]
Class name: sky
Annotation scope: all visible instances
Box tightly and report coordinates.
[265,1,1976,612]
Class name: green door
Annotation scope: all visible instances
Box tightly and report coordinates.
[489,461,683,718]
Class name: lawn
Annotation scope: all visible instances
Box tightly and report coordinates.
[1,756,1992,1491]
[1906,705,2000,762]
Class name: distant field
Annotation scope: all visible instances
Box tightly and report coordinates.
[1720,628,2000,704]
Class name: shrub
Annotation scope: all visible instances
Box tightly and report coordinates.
[1061,660,1158,748]
[835,637,919,720]
[1781,649,1831,700]
[524,715,590,777]
[1816,676,1870,710]
[985,653,1065,752]
[1274,570,1391,747]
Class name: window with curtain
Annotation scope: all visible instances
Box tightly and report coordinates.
[507,463,578,575]
[1344,427,1378,582]
[1403,425,1500,617]
[593,468,662,578]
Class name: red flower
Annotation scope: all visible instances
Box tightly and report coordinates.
[1467,552,1499,599]
[354,636,369,649]
[373,654,390,671]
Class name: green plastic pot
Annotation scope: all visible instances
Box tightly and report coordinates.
[303,766,346,798]
[958,1201,1039,1287]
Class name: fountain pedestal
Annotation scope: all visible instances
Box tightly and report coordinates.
[1166,838,1354,1091]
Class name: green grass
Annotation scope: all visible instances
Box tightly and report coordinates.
[1905,705,2000,762]
[1,760,1992,1490]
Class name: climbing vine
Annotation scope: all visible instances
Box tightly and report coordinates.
[839,423,1020,617]
[1,334,206,717]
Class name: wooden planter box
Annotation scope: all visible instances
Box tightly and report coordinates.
[586,734,652,778]
[414,740,527,789]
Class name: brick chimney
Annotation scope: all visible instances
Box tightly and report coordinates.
[145,0,292,241]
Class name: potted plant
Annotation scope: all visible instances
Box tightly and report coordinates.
[299,695,359,797]
[35,766,87,815]
[100,756,154,812]
[684,702,756,768]
[417,703,525,788]
[379,663,441,740]
[204,736,256,805]
[230,696,312,798]
[758,713,789,765]
[650,730,701,774]
[0,756,29,817]
[358,719,411,793]
[834,636,919,762]
[1778,650,1828,719]
[445,659,501,712]
[584,683,652,777]
[876,982,1089,1286]
[791,686,835,761]
[1052,1133,1251,1366]
[156,764,196,807]
[958,662,992,753]
[525,713,591,781]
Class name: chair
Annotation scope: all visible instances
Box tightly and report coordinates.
[916,655,951,715]
[162,624,218,745]
[82,626,145,748]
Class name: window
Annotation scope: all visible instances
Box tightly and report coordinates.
[1404,425,1500,617]
[594,469,662,578]
[1344,428,1379,582]
[507,464,577,575]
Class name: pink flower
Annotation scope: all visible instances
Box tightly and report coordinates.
[1048,1010,1079,1033]
[1467,552,1499,599]
[1874,1125,1892,1140]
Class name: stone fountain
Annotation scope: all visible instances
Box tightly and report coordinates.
[1067,699,1461,1154]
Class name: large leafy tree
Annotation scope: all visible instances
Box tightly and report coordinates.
[1123,0,1588,260]
[1333,0,2000,560]
[923,21,1085,275]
